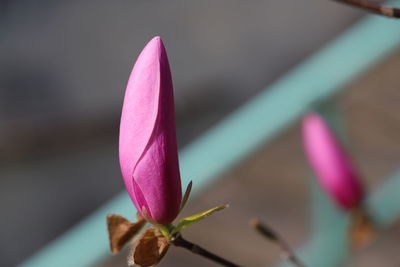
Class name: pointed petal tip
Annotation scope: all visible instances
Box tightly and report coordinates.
[301,112,327,139]
[151,36,162,42]
[302,112,321,126]
[146,36,165,52]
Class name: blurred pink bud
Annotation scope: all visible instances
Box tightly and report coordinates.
[119,37,182,225]
[302,113,364,210]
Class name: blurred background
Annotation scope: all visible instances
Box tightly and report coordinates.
[1,0,399,266]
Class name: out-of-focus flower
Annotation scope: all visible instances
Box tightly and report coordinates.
[302,112,364,210]
[119,36,182,225]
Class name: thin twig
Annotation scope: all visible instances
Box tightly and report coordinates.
[251,219,306,267]
[171,233,241,267]
[334,0,400,18]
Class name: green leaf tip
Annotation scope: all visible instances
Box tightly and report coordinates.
[172,205,228,235]
[180,181,193,212]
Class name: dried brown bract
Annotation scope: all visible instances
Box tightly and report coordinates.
[107,214,146,254]
[132,228,170,267]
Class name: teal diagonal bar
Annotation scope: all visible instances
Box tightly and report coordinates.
[367,168,400,227]
[20,15,400,267]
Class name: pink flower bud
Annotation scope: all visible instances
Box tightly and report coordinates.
[302,113,364,210]
[119,37,182,224]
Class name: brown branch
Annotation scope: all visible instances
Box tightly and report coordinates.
[334,0,400,18]
[171,233,241,267]
[251,219,306,267]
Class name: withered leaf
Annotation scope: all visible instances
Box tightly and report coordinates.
[133,228,170,267]
[350,209,376,249]
[107,213,146,254]
[350,218,376,249]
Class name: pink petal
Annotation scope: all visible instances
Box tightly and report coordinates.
[302,113,364,210]
[119,37,182,224]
